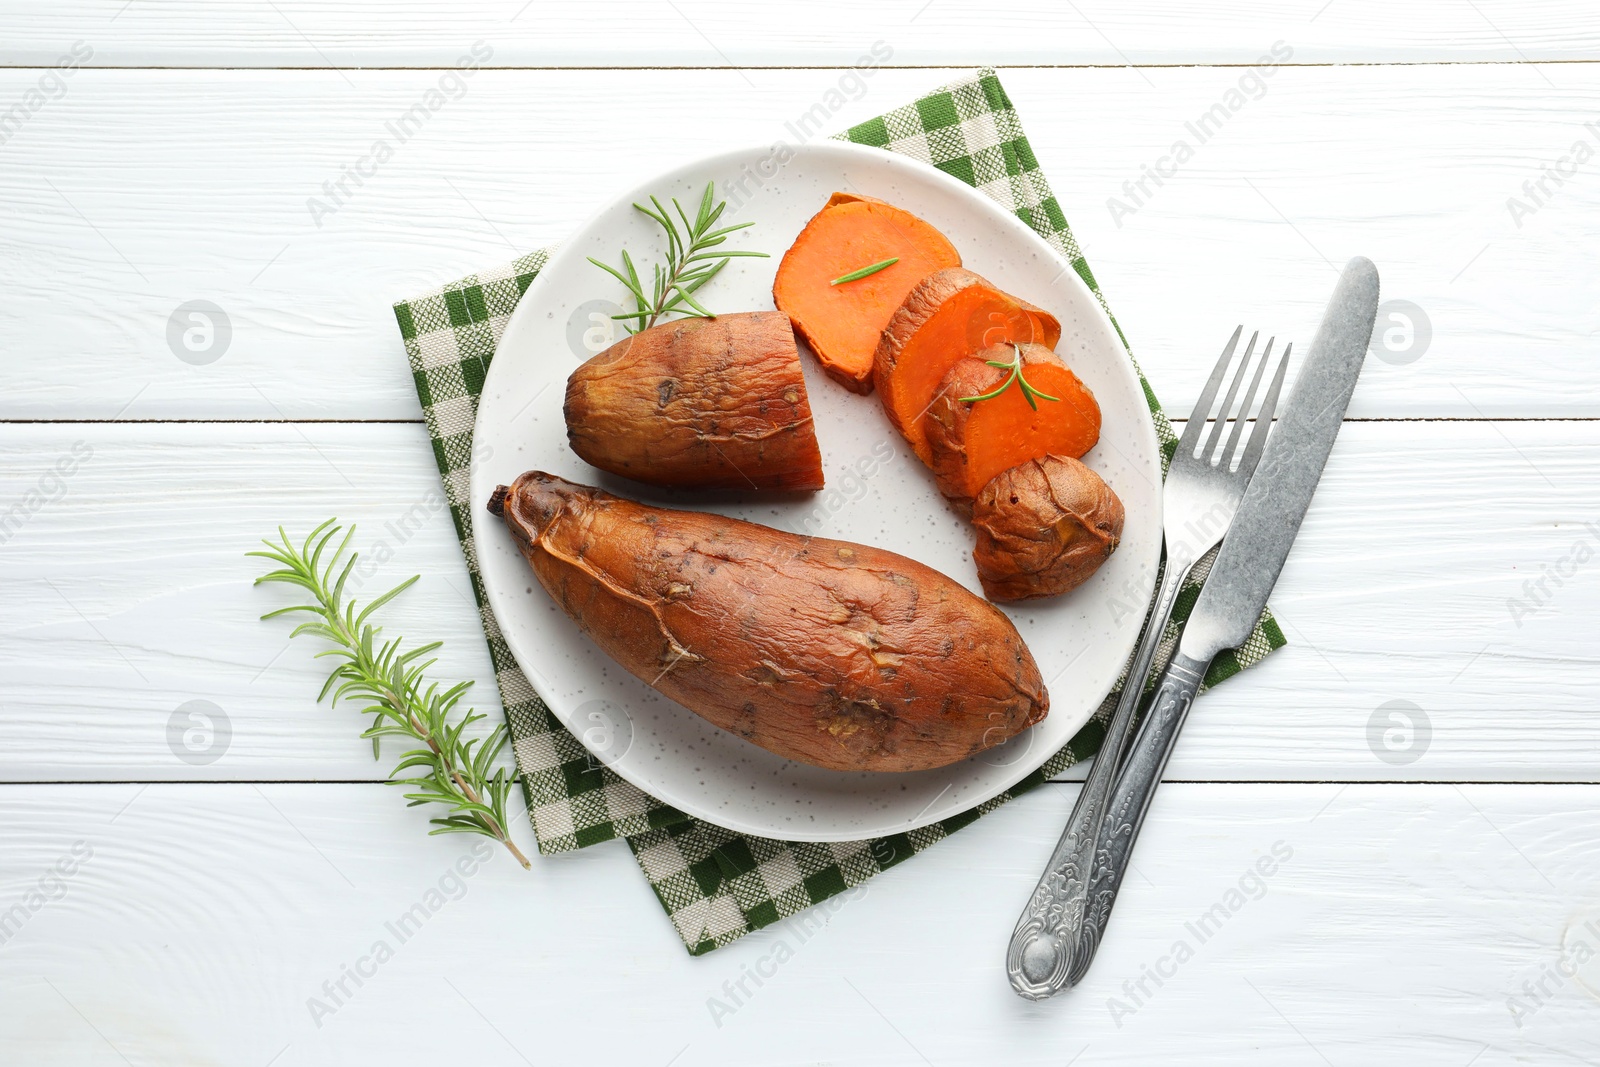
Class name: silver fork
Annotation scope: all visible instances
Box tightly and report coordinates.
[1006,326,1292,1000]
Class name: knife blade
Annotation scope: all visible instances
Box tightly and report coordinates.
[1009,256,1380,997]
[1181,254,1380,659]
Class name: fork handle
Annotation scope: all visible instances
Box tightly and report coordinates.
[1026,650,1211,997]
[1006,556,1194,1000]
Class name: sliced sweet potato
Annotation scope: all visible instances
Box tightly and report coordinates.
[971,455,1125,603]
[924,343,1101,510]
[874,268,1062,463]
[564,311,824,492]
[773,192,962,394]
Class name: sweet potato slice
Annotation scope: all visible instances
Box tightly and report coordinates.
[924,343,1101,510]
[874,268,1062,463]
[772,192,962,394]
[971,455,1124,603]
[564,311,824,491]
[488,471,1048,772]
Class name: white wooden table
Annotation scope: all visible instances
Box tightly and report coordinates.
[3,3,1598,1063]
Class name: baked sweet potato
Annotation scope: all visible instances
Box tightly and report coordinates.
[971,455,1124,602]
[564,311,824,491]
[488,471,1048,772]
[924,343,1101,510]
[874,268,1062,463]
[773,192,962,394]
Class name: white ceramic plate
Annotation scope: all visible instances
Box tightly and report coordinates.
[473,141,1160,842]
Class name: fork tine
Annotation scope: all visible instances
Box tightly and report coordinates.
[1238,341,1292,478]
[1201,330,1258,461]
[1177,326,1242,457]
[1220,336,1273,468]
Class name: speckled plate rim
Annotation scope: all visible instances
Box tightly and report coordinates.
[472,140,1160,842]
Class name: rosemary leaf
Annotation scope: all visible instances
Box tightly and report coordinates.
[830,257,900,285]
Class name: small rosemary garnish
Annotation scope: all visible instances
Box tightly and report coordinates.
[250,520,530,869]
[587,182,769,334]
[830,257,899,285]
[958,343,1061,412]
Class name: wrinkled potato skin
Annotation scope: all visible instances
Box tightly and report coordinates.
[565,311,824,491]
[489,471,1048,772]
[971,456,1125,602]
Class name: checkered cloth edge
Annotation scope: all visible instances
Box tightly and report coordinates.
[391,68,1285,955]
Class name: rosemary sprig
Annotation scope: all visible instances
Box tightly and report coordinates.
[958,342,1061,412]
[249,519,530,869]
[830,256,899,285]
[587,182,769,334]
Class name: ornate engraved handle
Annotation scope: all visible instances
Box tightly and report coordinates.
[1007,649,1209,998]
[1006,562,1195,1000]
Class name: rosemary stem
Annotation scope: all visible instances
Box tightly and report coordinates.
[956,342,1061,409]
[317,584,532,869]
[591,184,767,333]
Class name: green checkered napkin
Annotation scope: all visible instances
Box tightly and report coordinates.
[392,68,1285,955]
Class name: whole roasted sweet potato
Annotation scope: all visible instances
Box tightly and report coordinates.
[488,471,1048,772]
[971,455,1124,602]
[564,311,824,491]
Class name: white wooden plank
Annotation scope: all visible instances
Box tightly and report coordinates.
[1,419,1595,783]
[0,781,1595,1063]
[0,422,503,782]
[0,65,1596,421]
[0,0,1596,66]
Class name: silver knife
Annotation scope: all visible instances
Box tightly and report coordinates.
[1008,256,1380,999]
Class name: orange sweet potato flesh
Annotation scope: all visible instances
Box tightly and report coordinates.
[773,192,962,394]
[874,268,1062,463]
[971,455,1125,603]
[488,471,1048,772]
[564,311,824,491]
[924,343,1102,510]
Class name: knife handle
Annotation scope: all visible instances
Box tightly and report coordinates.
[1005,559,1195,1000]
[1069,650,1210,982]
